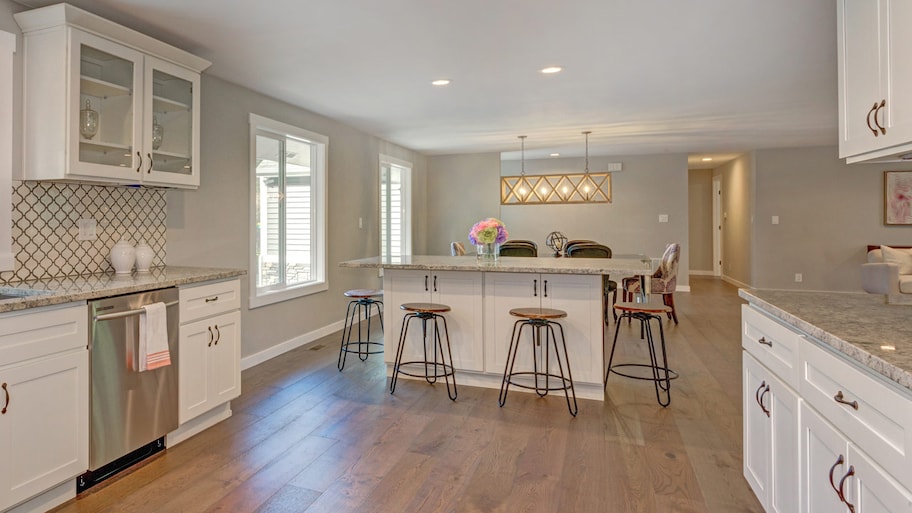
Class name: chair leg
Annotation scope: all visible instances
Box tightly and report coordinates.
[663,293,678,324]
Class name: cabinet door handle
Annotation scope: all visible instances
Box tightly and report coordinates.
[208,326,214,347]
[146,153,154,173]
[424,275,429,292]
[205,296,219,303]
[533,279,538,297]
[837,466,856,513]
[135,151,143,173]
[543,279,549,298]
[759,384,771,417]
[758,336,772,347]
[828,454,845,495]
[874,99,887,135]
[866,102,879,136]
[433,275,438,292]
[1,382,8,414]
[214,325,221,345]
[834,390,859,410]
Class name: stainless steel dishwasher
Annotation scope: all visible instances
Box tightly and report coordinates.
[78,287,180,492]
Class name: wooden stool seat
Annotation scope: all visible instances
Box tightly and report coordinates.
[400,302,451,314]
[509,307,567,320]
[613,302,672,315]
[344,289,383,299]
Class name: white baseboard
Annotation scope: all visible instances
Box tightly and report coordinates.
[241,318,346,370]
[677,285,691,292]
[689,270,716,276]
[722,274,750,289]
[7,480,74,513]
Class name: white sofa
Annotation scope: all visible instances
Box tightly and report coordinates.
[861,245,912,305]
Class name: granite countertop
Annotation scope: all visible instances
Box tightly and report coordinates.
[340,255,653,275]
[740,288,912,393]
[0,266,246,314]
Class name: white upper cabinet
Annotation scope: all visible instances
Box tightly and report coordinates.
[838,0,912,163]
[15,3,210,188]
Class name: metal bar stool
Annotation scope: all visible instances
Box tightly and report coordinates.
[499,307,578,416]
[337,289,384,371]
[389,302,457,401]
[606,301,679,407]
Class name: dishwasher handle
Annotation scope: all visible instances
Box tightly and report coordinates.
[94,300,179,322]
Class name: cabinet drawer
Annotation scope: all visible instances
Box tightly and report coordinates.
[742,305,801,388]
[799,339,912,491]
[179,279,240,323]
[0,303,87,366]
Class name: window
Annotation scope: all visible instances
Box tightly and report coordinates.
[249,114,327,308]
[380,155,412,259]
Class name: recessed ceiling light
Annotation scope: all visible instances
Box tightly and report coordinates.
[550,153,560,157]
[702,157,713,161]
[431,79,451,86]
[540,66,562,74]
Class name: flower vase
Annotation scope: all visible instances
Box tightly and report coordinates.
[476,242,500,263]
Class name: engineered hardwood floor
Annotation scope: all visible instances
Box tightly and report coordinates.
[52,276,762,513]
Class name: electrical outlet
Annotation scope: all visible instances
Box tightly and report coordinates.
[77,219,97,241]
[795,273,803,283]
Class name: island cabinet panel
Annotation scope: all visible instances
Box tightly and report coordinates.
[382,269,485,373]
[483,272,603,384]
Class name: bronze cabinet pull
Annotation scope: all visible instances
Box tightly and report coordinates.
[874,99,887,135]
[838,465,856,513]
[866,102,879,136]
[204,296,219,303]
[755,381,766,410]
[1,382,8,414]
[146,153,153,173]
[433,275,438,292]
[208,326,214,347]
[135,151,143,172]
[758,336,772,347]
[214,325,221,346]
[828,454,845,495]
[533,279,538,297]
[834,390,859,410]
[758,384,771,417]
[543,280,549,298]
[424,275,428,292]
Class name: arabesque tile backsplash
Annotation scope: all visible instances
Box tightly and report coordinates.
[0,182,167,285]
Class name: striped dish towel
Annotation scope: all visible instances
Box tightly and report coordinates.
[139,302,171,371]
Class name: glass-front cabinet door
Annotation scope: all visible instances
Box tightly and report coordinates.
[70,29,143,182]
[143,57,200,187]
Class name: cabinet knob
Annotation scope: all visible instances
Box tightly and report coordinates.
[1,382,8,414]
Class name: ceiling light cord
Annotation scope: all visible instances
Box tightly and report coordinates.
[582,130,591,175]
[519,135,527,178]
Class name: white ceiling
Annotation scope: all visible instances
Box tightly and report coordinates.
[16,0,839,160]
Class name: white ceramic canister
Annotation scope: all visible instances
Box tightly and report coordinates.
[134,240,154,273]
[109,238,136,274]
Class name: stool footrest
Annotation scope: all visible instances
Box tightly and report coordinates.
[607,363,678,382]
[394,361,456,380]
[339,341,384,355]
[504,371,574,392]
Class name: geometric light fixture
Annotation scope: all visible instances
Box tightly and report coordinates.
[501,131,612,205]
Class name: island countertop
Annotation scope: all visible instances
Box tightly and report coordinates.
[739,288,912,393]
[339,254,653,275]
[0,266,246,313]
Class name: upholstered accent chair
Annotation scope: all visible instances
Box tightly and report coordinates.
[622,243,681,324]
[450,241,466,256]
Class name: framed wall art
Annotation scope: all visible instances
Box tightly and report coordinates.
[885,171,912,225]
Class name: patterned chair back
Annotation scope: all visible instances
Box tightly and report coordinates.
[651,243,681,293]
[450,241,466,256]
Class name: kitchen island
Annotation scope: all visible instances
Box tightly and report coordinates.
[739,289,912,512]
[341,255,653,400]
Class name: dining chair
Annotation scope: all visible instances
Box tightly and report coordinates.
[500,240,538,257]
[621,243,681,324]
[565,243,618,323]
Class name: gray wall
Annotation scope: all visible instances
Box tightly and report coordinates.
[752,146,912,291]
[167,74,427,360]
[688,168,714,273]
[426,152,501,255]
[718,154,753,287]
[427,153,691,287]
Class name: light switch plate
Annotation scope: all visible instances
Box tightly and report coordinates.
[658,214,669,223]
[772,215,779,225]
[77,218,96,240]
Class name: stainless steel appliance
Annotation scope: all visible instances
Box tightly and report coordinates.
[79,287,179,491]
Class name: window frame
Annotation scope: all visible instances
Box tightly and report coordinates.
[248,113,328,308]
[379,154,413,260]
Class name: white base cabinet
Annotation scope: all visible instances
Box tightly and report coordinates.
[743,303,912,513]
[177,279,241,425]
[0,303,88,513]
[383,270,484,372]
[483,272,603,384]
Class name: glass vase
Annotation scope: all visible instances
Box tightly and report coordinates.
[476,242,500,263]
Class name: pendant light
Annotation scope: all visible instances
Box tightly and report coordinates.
[579,131,597,201]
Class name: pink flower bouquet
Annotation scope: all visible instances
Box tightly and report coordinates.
[468,218,508,245]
